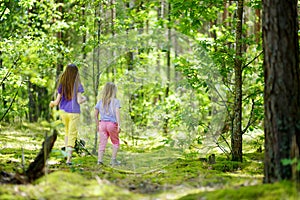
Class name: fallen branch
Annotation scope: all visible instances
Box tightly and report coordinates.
[25,129,58,182]
[0,129,58,184]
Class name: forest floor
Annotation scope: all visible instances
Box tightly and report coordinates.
[0,122,299,200]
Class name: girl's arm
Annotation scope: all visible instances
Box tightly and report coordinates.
[49,93,61,107]
[116,107,121,132]
[94,108,100,130]
[77,92,87,104]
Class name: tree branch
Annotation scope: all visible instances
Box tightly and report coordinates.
[0,5,8,21]
[0,57,20,86]
[216,139,231,159]
[0,81,24,122]
[242,99,255,134]
[242,51,263,70]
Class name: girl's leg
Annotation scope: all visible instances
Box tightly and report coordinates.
[66,114,80,164]
[98,122,109,163]
[107,122,120,164]
[66,147,73,164]
[60,112,70,151]
[98,150,105,164]
[112,145,119,160]
[110,145,121,166]
[64,136,68,150]
[98,132,108,163]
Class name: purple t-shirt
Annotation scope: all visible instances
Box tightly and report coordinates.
[95,98,120,123]
[58,84,84,113]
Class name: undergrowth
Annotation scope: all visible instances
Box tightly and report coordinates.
[0,122,298,199]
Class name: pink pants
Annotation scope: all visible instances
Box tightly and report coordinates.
[98,121,120,151]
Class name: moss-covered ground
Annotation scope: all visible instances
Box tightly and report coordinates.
[0,122,299,200]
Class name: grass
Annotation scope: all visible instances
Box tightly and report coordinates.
[0,122,299,199]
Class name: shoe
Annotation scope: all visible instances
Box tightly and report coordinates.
[110,159,121,166]
[97,161,104,165]
[66,162,72,166]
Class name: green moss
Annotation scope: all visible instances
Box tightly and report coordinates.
[244,152,264,161]
[179,181,299,200]
[0,171,143,200]
[0,123,298,199]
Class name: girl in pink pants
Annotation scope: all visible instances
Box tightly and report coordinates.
[94,82,121,166]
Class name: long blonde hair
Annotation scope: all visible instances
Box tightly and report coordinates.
[59,64,80,100]
[101,82,117,112]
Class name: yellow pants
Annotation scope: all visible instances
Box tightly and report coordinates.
[60,111,80,147]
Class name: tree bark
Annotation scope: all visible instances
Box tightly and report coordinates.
[231,0,243,162]
[163,1,171,134]
[254,8,261,44]
[92,2,102,155]
[111,0,116,80]
[263,0,300,183]
[56,0,64,78]
[0,51,8,122]
[26,129,58,182]
[28,81,38,122]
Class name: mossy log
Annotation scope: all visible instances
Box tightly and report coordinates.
[25,129,58,182]
[0,129,58,184]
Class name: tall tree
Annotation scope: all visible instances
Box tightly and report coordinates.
[92,2,102,154]
[163,1,171,134]
[111,0,116,80]
[231,0,244,162]
[263,0,300,182]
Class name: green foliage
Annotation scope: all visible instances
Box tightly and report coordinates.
[246,0,262,9]
[282,158,300,171]
[171,0,265,159]
[171,0,224,36]
[1,0,265,171]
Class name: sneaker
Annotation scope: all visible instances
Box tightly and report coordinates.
[110,159,121,166]
[66,162,72,166]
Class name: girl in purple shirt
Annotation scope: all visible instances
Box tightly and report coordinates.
[50,64,87,165]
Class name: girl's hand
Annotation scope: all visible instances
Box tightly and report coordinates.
[50,94,61,108]
[95,119,100,132]
[49,101,55,108]
[82,96,87,102]
[77,93,87,104]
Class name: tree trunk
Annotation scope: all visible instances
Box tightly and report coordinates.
[92,3,102,155]
[163,1,171,134]
[263,0,300,183]
[222,0,227,22]
[111,0,116,80]
[231,0,243,162]
[0,51,9,122]
[56,0,64,81]
[28,81,37,122]
[254,8,261,44]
